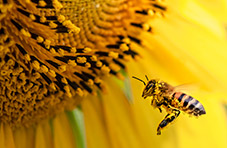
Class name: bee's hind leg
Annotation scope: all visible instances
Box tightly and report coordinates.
[157,109,180,135]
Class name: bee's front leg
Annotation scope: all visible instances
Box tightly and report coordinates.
[151,95,163,113]
[157,108,180,135]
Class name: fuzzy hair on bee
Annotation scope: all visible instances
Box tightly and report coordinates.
[132,76,206,135]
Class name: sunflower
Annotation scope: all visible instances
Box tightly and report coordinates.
[1,0,227,148]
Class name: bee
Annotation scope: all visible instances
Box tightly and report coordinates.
[132,75,206,135]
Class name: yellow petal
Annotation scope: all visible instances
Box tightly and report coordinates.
[196,0,227,23]
[14,127,28,148]
[100,80,141,148]
[0,123,15,148]
[53,113,76,148]
[35,124,47,148]
[0,123,5,148]
[167,0,226,39]
[82,95,111,148]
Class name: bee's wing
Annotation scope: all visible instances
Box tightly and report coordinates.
[174,83,199,93]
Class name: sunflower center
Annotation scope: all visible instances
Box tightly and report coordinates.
[0,0,166,127]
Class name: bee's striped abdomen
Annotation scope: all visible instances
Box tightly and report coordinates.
[171,92,206,116]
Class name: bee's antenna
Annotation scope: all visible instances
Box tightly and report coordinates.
[132,76,146,85]
[145,75,149,81]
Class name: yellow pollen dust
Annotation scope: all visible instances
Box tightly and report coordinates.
[101,65,110,74]
[65,86,72,97]
[19,72,26,79]
[124,55,132,61]
[70,47,77,53]
[40,65,49,73]
[44,39,51,49]
[58,48,64,55]
[61,77,68,84]
[58,15,65,23]
[50,83,56,91]
[21,29,31,37]
[29,14,36,20]
[68,59,77,66]
[109,51,119,58]
[32,60,40,70]
[83,47,92,53]
[94,77,101,83]
[109,63,120,71]
[96,61,102,67]
[120,43,129,51]
[77,57,87,64]
[142,23,150,31]
[49,21,58,28]
[88,79,94,85]
[76,88,84,97]
[38,0,47,7]
[59,65,66,72]
[24,54,31,61]
[90,55,97,61]
[53,0,63,11]
[122,38,130,44]
[85,62,91,68]
[31,72,40,81]
[134,55,140,61]
[62,20,80,33]
[48,69,56,77]
[50,48,56,54]
[40,16,46,23]
[36,36,44,43]
[148,9,154,16]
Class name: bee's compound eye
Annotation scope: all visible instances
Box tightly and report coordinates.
[147,81,154,89]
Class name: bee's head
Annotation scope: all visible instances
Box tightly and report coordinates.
[142,80,158,98]
[132,76,159,99]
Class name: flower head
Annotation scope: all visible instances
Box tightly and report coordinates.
[0,0,167,127]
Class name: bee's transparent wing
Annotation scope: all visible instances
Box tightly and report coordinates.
[174,83,199,93]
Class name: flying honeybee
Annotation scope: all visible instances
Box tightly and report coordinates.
[132,75,206,135]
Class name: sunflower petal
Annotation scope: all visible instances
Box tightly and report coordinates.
[66,108,86,148]
[0,123,15,148]
[35,124,47,148]
[113,70,134,103]
[52,113,76,148]
[82,95,111,148]
[0,123,5,148]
